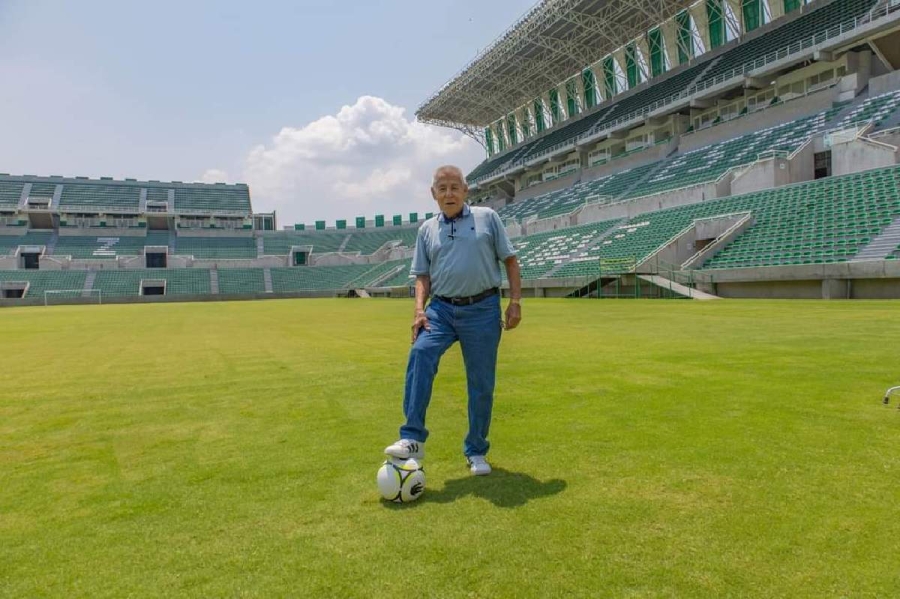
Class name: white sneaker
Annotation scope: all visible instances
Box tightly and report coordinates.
[384,439,424,460]
[467,455,491,476]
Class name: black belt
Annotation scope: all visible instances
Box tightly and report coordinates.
[434,287,499,306]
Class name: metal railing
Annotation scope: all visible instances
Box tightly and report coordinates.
[476,1,900,185]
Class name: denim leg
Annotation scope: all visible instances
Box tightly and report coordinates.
[456,296,502,457]
[399,300,457,443]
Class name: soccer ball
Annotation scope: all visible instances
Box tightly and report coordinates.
[377,457,425,503]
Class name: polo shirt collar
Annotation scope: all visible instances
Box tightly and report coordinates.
[438,203,471,223]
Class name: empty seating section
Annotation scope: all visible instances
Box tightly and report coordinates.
[628,110,836,198]
[520,110,610,162]
[694,0,877,88]
[341,228,420,254]
[145,188,170,203]
[497,161,662,222]
[0,231,52,256]
[59,184,140,211]
[28,183,57,199]
[593,62,711,132]
[704,167,900,268]
[93,269,210,297]
[175,236,256,259]
[348,259,412,287]
[263,231,348,255]
[378,259,415,287]
[510,220,622,280]
[0,181,24,208]
[263,228,419,256]
[836,89,900,129]
[173,186,251,214]
[56,236,146,259]
[270,265,377,292]
[0,270,86,298]
[52,232,169,259]
[217,268,267,294]
[466,0,883,184]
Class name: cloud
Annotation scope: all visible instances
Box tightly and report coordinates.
[199,168,230,184]
[234,96,484,226]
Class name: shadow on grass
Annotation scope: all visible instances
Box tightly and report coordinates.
[384,468,566,509]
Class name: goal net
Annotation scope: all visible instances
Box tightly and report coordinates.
[44,289,102,306]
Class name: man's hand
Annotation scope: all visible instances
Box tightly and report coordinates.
[504,301,521,331]
[412,310,430,343]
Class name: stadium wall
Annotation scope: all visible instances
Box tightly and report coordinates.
[870,69,900,95]
[678,88,838,153]
[831,137,899,176]
[581,139,676,184]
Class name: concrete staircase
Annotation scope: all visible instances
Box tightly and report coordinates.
[541,220,625,278]
[853,216,900,260]
[256,236,265,258]
[338,234,353,252]
[616,161,667,200]
[875,106,900,132]
[370,264,408,287]
[168,230,176,255]
[636,274,720,300]
[209,269,219,294]
[263,268,273,293]
[82,271,97,298]
[825,93,868,129]
[46,229,59,255]
[686,56,722,91]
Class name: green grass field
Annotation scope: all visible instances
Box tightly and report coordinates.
[2,298,899,598]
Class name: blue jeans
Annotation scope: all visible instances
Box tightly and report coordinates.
[400,295,502,457]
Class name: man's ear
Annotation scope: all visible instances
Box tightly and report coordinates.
[430,186,438,202]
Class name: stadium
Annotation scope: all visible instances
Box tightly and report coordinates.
[3,1,900,597]
[3,0,900,303]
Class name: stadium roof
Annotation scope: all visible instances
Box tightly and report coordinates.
[416,0,695,134]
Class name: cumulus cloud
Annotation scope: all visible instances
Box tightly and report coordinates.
[234,96,484,225]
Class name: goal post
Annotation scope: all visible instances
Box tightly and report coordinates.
[44,289,102,306]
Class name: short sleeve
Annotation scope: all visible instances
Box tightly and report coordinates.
[490,210,516,260]
[409,225,430,276]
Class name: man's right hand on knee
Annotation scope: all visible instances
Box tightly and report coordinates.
[411,309,430,343]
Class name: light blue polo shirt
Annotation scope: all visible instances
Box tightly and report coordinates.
[410,204,517,298]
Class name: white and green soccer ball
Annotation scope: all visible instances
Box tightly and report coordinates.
[377,457,425,503]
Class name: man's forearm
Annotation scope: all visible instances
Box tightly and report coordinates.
[504,257,522,300]
[415,275,431,312]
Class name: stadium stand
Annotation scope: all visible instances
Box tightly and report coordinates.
[0,231,53,255]
[624,109,838,199]
[173,185,250,214]
[0,270,87,298]
[54,232,169,259]
[704,166,900,268]
[692,0,878,89]
[58,184,141,211]
[262,227,419,256]
[834,89,900,130]
[262,231,348,255]
[93,269,211,297]
[3,0,900,304]
[498,162,662,222]
[0,180,24,208]
[175,236,257,259]
[509,220,623,280]
[217,268,267,294]
[270,264,378,292]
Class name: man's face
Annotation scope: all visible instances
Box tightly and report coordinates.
[431,172,468,218]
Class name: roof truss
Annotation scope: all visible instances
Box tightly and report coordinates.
[416,0,695,133]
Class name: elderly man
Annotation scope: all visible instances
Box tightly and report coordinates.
[384,165,522,476]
